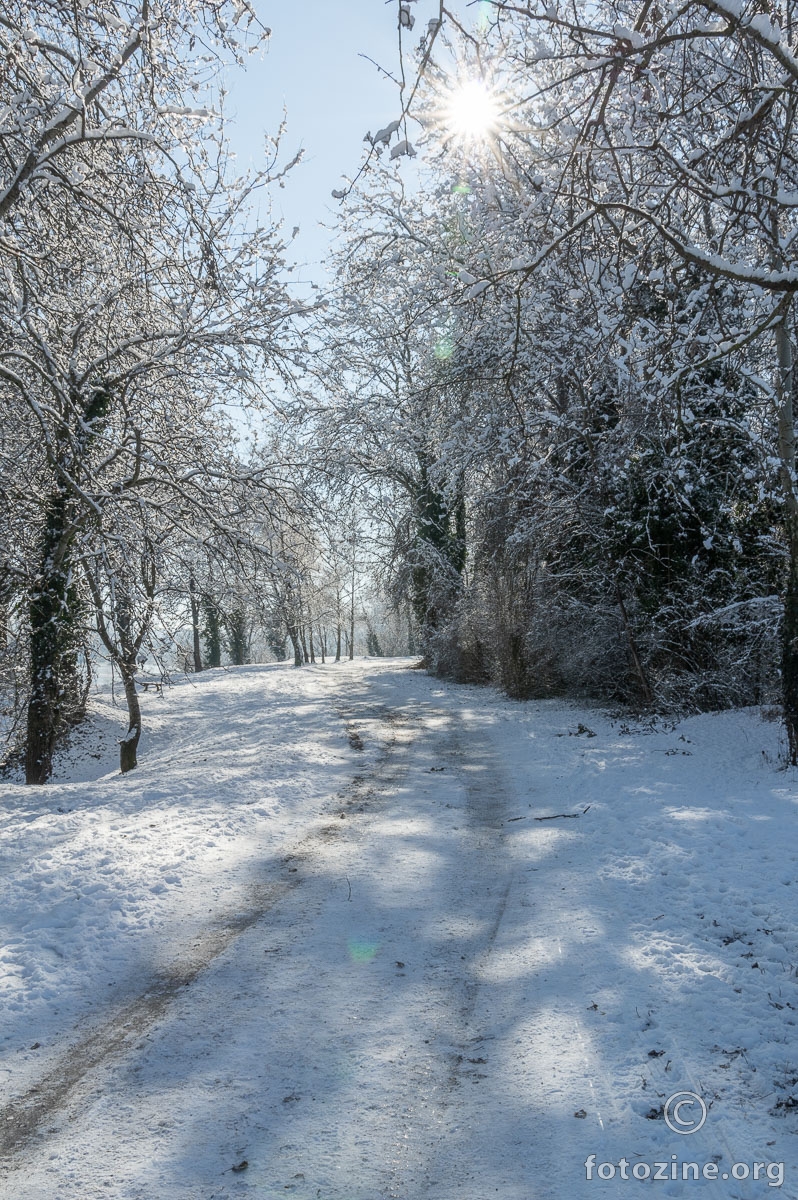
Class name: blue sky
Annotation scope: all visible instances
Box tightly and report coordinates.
[222,0,450,274]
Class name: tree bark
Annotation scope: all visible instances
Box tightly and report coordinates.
[0,588,8,651]
[286,621,303,666]
[775,312,798,762]
[25,490,81,784]
[349,558,356,661]
[615,584,655,706]
[407,604,416,656]
[119,660,141,773]
[25,668,59,785]
[202,597,222,668]
[25,386,112,783]
[189,574,203,672]
[335,590,342,662]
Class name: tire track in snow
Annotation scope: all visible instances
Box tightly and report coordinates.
[0,878,296,1161]
[374,708,523,1200]
[0,695,415,1166]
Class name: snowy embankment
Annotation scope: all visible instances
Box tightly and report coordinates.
[1,660,797,1198]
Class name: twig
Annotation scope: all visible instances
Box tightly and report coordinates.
[358,53,401,86]
[616,583,655,705]
[533,806,591,822]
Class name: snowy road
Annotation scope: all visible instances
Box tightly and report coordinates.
[1,661,797,1197]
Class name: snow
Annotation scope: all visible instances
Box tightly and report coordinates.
[1,660,797,1196]
[372,120,401,147]
[464,280,489,300]
[389,139,416,161]
[160,106,211,119]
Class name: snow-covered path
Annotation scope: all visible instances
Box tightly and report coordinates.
[1,661,797,1197]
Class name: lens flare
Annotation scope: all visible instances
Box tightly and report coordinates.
[347,936,379,963]
[444,80,502,141]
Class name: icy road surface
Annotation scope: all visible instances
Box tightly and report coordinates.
[1,660,797,1198]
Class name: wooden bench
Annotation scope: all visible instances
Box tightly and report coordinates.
[137,677,163,694]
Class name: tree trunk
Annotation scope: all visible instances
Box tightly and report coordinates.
[783,517,798,763]
[0,588,8,651]
[189,574,203,672]
[119,660,141,773]
[308,623,316,664]
[615,584,655,706]
[349,560,355,661]
[203,597,222,668]
[407,604,416,656]
[25,664,60,785]
[776,313,798,762]
[227,608,247,665]
[25,385,113,782]
[25,490,81,784]
[335,591,342,662]
[287,621,303,666]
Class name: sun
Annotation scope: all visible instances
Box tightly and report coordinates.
[444,79,502,142]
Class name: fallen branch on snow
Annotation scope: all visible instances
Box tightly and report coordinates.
[535,811,582,821]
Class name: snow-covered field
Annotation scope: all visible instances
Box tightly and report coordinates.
[1,659,796,1197]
